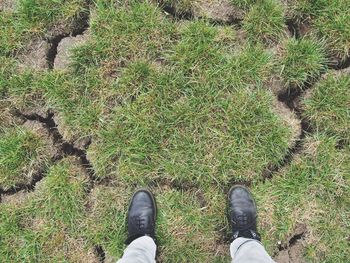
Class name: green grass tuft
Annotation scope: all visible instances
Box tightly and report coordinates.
[231,0,256,10]
[0,158,91,262]
[72,0,175,72]
[0,127,49,189]
[0,0,87,56]
[253,134,350,261]
[89,68,292,186]
[278,37,327,88]
[31,159,88,229]
[287,0,350,60]
[303,71,350,142]
[243,0,286,45]
[313,0,350,60]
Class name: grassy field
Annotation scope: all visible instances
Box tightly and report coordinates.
[0,0,349,262]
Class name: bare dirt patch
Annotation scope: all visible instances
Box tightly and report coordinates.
[0,0,16,12]
[275,243,305,263]
[18,39,50,70]
[1,190,28,205]
[65,237,100,263]
[268,76,285,96]
[54,33,89,69]
[193,0,244,23]
[274,224,307,263]
[104,252,117,263]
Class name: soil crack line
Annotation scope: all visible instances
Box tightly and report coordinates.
[328,55,350,70]
[14,109,97,190]
[286,19,301,39]
[262,75,323,181]
[46,5,90,69]
[275,229,306,255]
[94,245,106,263]
[162,4,193,20]
[0,168,46,201]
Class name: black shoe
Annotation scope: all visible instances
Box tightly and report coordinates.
[228,185,260,241]
[125,189,156,244]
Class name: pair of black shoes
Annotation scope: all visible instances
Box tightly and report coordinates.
[125,185,260,245]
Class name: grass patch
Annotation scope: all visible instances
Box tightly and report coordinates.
[31,158,88,229]
[0,158,92,262]
[313,0,350,60]
[88,68,292,185]
[230,0,256,10]
[88,20,292,185]
[0,63,47,111]
[287,0,350,60]
[278,37,327,89]
[0,204,40,262]
[157,188,228,262]
[84,184,130,258]
[0,126,49,190]
[253,134,350,262]
[0,0,87,56]
[242,0,286,45]
[42,69,118,139]
[303,70,350,142]
[72,0,175,72]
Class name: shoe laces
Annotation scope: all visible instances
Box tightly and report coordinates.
[133,216,146,230]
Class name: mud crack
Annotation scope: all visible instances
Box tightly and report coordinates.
[274,224,307,263]
[162,4,193,20]
[329,55,350,70]
[94,245,106,263]
[46,27,89,69]
[14,109,97,189]
[286,19,301,39]
[46,6,90,69]
[262,75,320,181]
[0,168,45,201]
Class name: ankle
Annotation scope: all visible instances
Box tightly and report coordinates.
[233,229,261,241]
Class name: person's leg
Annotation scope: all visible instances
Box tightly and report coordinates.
[117,189,157,263]
[117,236,156,263]
[228,185,275,263]
[230,237,275,263]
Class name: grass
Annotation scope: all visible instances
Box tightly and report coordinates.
[0,0,350,262]
[253,133,350,262]
[242,0,286,45]
[278,37,327,89]
[0,158,90,262]
[72,1,176,73]
[88,81,292,186]
[231,0,256,10]
[0,0,87,56]
[42,69,118,140]
[313,0,350,61]
[287,0,350,60]
[0,126,50,190]
[303,70,350,142]
[87,20,293,185]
